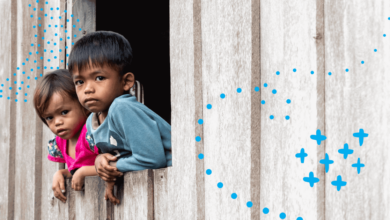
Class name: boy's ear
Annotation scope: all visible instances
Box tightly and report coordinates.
[122,72,135,91]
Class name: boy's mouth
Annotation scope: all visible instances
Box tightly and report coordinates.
[84,98,98,105]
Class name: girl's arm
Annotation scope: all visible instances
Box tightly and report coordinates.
[52,169,71,203]
[72,166,97,191]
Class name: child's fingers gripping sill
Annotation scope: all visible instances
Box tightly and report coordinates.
[95,153,123,181]
[52,169,71,203]
[71,166,98,191]
[105,181,120,205]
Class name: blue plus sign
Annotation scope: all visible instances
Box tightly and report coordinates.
[295,148,308,163]
[319,153,334,173]
[353,128,368,146]
[338,143,353,159]
[352,158,365,174]
[310,129,327,145]
[303,172,320,187]
[331,175,347,191]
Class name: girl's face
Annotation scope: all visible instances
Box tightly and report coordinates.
[43,92,87,140]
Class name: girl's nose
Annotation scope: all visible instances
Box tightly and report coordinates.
[55,118,64,126]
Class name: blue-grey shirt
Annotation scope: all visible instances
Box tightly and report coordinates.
[86,94,172,172]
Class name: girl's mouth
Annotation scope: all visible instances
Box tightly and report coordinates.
[57,130,68,136]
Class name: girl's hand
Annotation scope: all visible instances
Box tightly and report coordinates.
[52,169,70,203]
[72,168,86,191]
[105,181,120,205]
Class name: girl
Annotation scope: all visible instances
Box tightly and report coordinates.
[33,69,99,203]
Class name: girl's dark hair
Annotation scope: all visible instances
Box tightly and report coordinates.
[68,31,133,77]
[33,69,80,125]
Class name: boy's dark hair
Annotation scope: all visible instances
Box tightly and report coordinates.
[68,31,133,77]
[33,69,80,126]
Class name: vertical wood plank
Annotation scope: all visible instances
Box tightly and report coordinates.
[71,0,96,44]
[12,0,45,219]
[201,0,261,218]
[73,176,107,220]
[169,0,205,219]
[40,1,67,219]
[123,170,154,220]
[324,0,390,219]
[154,168,169,220]
[260,0,325,219]
[112,176,125,220]
[0,0,15,219]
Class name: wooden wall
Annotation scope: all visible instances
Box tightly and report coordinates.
[0,0,389,219]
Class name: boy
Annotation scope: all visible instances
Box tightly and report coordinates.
[68,31,172,204]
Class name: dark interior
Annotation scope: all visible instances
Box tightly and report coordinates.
[96,1,171,124]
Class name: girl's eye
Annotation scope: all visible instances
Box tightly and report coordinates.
[61,110,69,115]
[75,80,83,86]
[96,76,105,81]
[45,116,53,121]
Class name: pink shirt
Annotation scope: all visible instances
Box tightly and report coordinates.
[47,124,99,174]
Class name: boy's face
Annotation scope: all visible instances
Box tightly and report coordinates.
[72,64,134,113]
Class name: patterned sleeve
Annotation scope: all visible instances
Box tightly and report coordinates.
[47,137,66,163]
[86,132,99,154]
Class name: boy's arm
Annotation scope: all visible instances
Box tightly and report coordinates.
[111,102,167,172]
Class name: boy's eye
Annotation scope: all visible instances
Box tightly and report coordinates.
[61,110,69,115]
[75,80,83,86]
[96,76,105,81]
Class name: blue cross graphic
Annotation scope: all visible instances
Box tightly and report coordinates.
[295,148,308,163]
[352,158,365,174]
[353,128,368,146]
[303,172,320,187]
[338,143,353,159]
[319,153,334,173]
[331,175,347,191]
[310,129,327,145]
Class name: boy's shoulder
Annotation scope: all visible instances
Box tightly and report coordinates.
[108,94,140,115]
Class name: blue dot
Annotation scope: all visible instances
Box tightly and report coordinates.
[57,7,59,10]
[27,76,30,79]
[40,56,43,60]
[61,25,64,28]
[28,4,31,7]
[286,99,291,104]
[196,136,201,142]
[198,153,204,159]
[9,87,12,90]
[21,81,24,84]
[42,37,45,40]
[30,69,33,71]
[35,77,38,80]
[275,71,280,75]
[346,69,349,72]
[25,93,27,96]
[33,8,36,11]
[51,67,53,69]
[206,169,212,175]
[293,68,297,72]
[44,49,47,52]
[198,119,203,124]
[0,84,2,87]
[246,201,253,208]
[48,59,50,62]
[0,95,2,98]
[24,99,27,102]
[59,49,62,52]
[27,85,30,88]
[50,7,53,10]
[270,115,274,119]
[65,46,68,49]
[13,81,16,84]
[23,71,25,74]
[374,49,377,52]
[48,25,51,27]
[16,67,19,70]
[311,71,314,74]
[207,104,212,109]
[79,28,82,31]
[60,38,63,41]
[384,34,386,37]
[33,25,36,28]
[16,92,18,95]
[38,24,41,27]
[297,217,303,220]
[59,16,62,19]
[34,34,37,37]
[6,78,9,81]
[38,17,41,20]
[217,182,223,188]
[61,60,64,63]
[67,54,69,57]
[254,86,259,92]
[36,0,39,2]
[261,100,265,105]
[37,67,40,70]
[264,83,268,87]
[361,61,364,64]
[74,34,77,38]
[328,72,332,76]
[220,93,226,99]
[77,19,80,22]
[40,74,42,77]
[73,25,76,28]
[13,73,16,76]
[36,51,39,54]
[47,41,50,44]
[64,10,67,13]
[50,50,53,53]
[263,207,269,214]
[71,14,74,17]
[7,97,10,100]
[280,213,286,219]
[67,36,70,39]
[285,115,290,120]
[34,60,37,63]
[45,14,47,17]
[44,66,47,69]
[30,15,33,18]
[45,1,48,4]
[15,99,18,102]
[231,193,237,199]
[272,89,277,94]
[22,62,25,65]
[55,25,58,28]
[72,42,74,45]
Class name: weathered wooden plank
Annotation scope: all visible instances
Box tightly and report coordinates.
[12,0,45,219]
[154,168,169,220]
[112,176,124,220]
[71,0,96,44]
[55,178,76,220]
[169,0,205,219]
[201,0,260,219]
[260,0,325,219]
[0,0,15,219]
[324,0,390,219]
[40,1,67,219]
[121,170,154,220]
[73,176,107,220]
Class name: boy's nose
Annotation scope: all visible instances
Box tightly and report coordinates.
[84,83,95,94]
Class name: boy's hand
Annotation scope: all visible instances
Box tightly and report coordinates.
[72,168,86,191]
[95,153,123,181]
[105,181,120,205]
[52,169,68,203]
